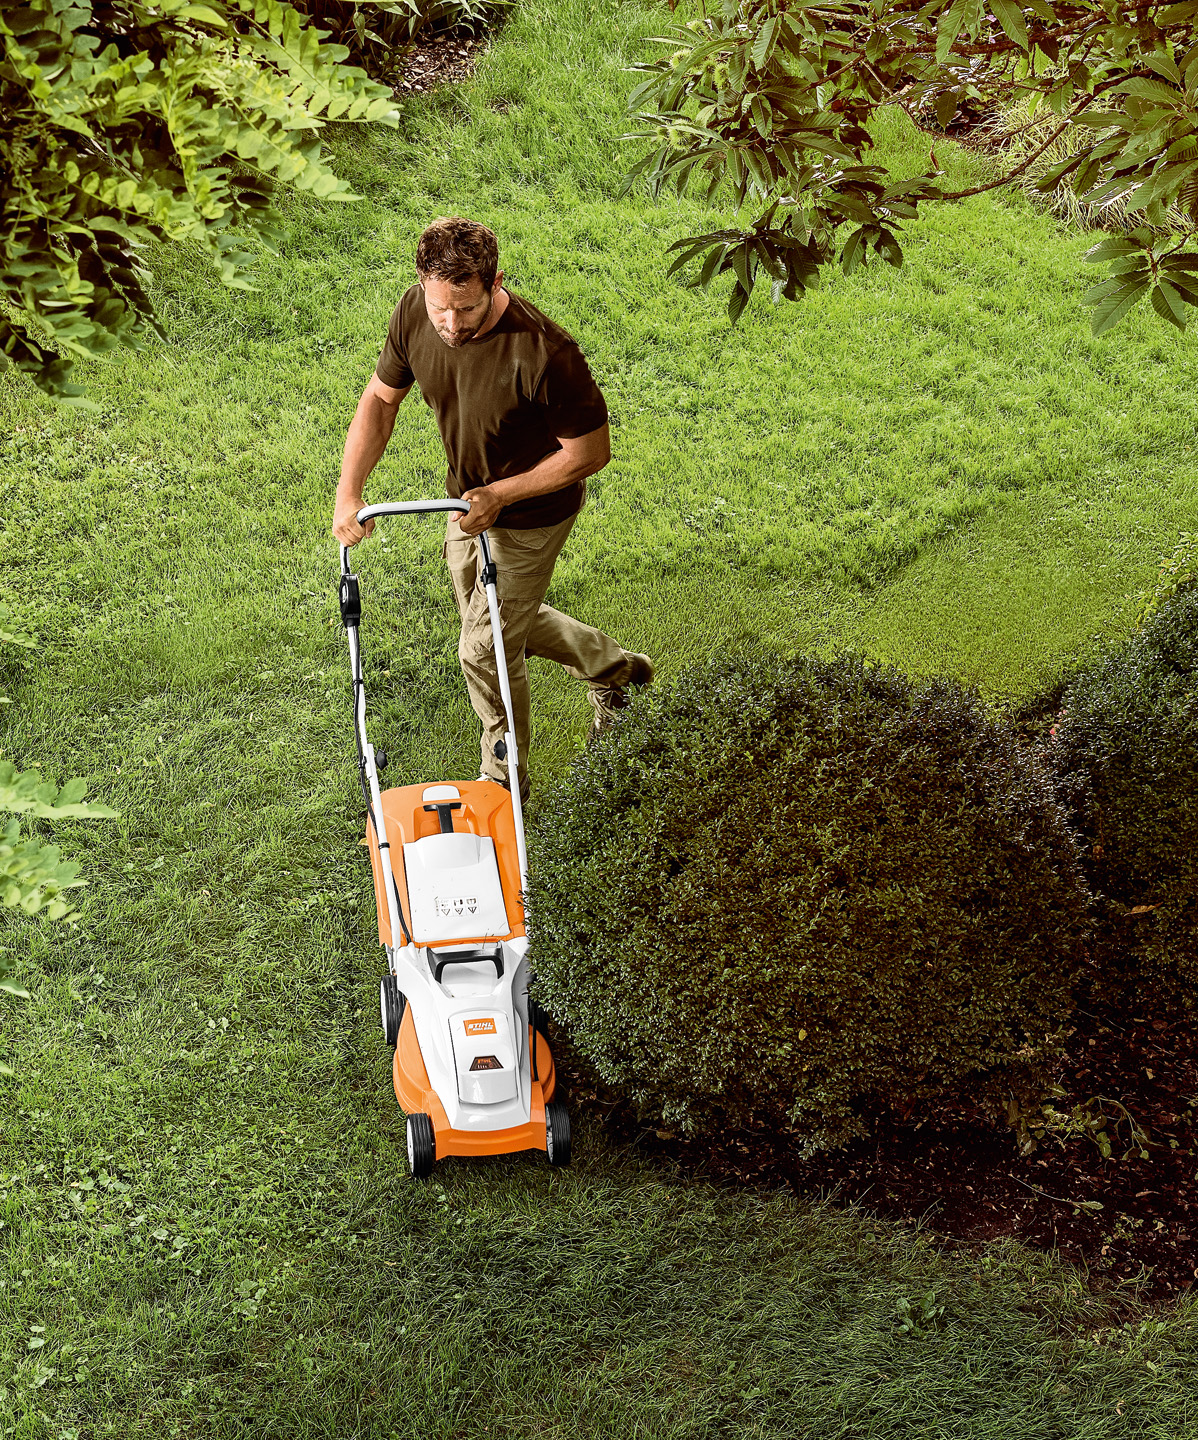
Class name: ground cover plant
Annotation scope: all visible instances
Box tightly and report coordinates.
[2,0,1198,1434]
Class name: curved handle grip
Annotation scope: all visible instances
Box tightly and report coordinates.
[357,499,469,524]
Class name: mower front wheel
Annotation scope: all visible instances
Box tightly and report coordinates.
[406,1113,436,1180]
[380,974,404,1049]
[545,1101,571,1168]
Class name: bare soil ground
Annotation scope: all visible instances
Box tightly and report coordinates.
[550,1004,1198,1312]
[393,27,489,94]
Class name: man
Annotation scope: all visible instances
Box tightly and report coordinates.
[332,216,652,802]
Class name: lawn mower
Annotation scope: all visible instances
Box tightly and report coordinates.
[338,498,570,1180]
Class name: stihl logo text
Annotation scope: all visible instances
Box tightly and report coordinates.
[464,1018,497,1036]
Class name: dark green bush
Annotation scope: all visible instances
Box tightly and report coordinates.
[527,653,1092,1154]
[1044,587,1198,1010]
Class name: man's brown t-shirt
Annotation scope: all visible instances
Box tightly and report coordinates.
[375,285,608,529]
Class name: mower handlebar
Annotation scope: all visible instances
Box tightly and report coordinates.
[340,498,482,577]
[356,500,469,524]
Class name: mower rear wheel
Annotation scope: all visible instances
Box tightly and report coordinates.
[545,1101,571,1168]
[406,1113,436,1179]
[380,974,404,1049]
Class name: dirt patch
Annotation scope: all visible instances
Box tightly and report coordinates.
[393,27,489,94]
[549,1002,1197,1311]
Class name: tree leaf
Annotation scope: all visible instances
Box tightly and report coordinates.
[990,0,1029,50]
[1149,279,1189,330]
[751,14,779,70]
[1089,279,1151,336]
[727,281,751,325]
[1116,77,1182,106]
[840,226,868,275]
[934,89,957,128]
[936,0,969,64]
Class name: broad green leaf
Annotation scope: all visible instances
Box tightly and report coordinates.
[1135,158,1198,210]
[1143,50,1182,86]
[178,4,227,22]
[1089,279,1151,336]
[699,243,729,288]
[727,281,751,324]
[840,226,867,274]
[934,89,957,128]
[0,762,117,819]
[0,602,36,649]
[1117,77,1182,106]
[1150,279,1189,329]
[990,0,1028,50]
[936,0,969,64]
[1082,236,1145,263]
[751,15,779,70]
[731,241,754,293]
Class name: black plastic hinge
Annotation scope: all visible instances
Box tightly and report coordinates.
[339,574,361,628]
[480,560,497,586]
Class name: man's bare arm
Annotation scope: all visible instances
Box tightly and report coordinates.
[333,374,412,545]
[456,423,611,536]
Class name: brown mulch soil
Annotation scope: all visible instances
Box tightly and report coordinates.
[392,28,489,95]
[548,1003,1198,1313]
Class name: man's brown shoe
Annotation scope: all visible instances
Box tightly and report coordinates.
[587,653,654,741]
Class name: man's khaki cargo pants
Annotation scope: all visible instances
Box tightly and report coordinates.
[444,511,635,801]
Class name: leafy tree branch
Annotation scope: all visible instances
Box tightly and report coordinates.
[626,0,1198,334]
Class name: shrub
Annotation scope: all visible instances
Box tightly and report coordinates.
[1043,588,1198,1011]
[1133,532,1198,631]
[527,653,1092,1154]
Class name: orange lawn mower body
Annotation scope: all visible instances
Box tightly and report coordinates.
[339,499,570,1179]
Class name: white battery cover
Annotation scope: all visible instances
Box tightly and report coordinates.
[402,832,512,943]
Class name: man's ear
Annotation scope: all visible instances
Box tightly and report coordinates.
[492,270,505,294]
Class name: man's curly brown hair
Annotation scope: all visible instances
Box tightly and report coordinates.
[415,217,499,290]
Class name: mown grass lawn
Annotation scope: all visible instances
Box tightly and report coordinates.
[2,0,1197,1436]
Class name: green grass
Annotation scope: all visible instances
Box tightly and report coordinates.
[3,0,1198,1434]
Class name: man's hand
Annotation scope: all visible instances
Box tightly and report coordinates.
[333,498,375,547]
[457,486,504,536]
[452,426,611,537]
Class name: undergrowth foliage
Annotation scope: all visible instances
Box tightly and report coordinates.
[1044,587,1198,1010]
[0,0,399,400]
[527,654,1093,1154]
[286,0,505,81]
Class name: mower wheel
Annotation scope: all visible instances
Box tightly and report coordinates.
[545,1101,571,1168]
[380,974,404,1049]
[406,1113,436,1179]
